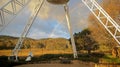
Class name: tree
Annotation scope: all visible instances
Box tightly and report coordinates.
[80,29,91,36]
[74,29,99,54]
[83,36,99,54]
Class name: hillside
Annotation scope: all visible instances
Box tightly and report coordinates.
[0,35,71,50]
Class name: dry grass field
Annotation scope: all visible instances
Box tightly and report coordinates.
[0,49,73,56]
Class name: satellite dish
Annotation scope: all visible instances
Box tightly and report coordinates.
[47,0,69,5]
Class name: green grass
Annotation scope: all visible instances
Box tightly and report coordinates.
[103,54,120,64]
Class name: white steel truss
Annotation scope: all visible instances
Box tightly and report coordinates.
[0,0,30,27]
[11,0,45,61]
[82,0,120,45]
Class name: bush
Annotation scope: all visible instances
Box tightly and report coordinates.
[78,53,104,63]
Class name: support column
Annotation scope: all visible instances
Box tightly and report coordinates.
[64,4,78,58]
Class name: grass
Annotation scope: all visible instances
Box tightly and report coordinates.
[0,54,74,67]
[0,49,74,67]
[0,49,107,63]
[32,54,74,62]
[0,49,120,67]
[0,49,73,56]
[31,53,104,63]
[102,54,120,64]
[0,53,120,67]
[77,53,104,63]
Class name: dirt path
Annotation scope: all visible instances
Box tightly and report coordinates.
[14,61,95,67]
[14,64,94,67]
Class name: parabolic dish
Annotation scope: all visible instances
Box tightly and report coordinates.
[47,0,69,5]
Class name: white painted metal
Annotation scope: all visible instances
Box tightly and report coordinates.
[82,0,120,45]
[47,0,78,59]
[25,51,33,61]
[64,4,78,58]
[11,0,45,61]
[0,0,30,27]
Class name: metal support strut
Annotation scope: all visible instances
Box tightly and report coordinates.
[0,0,30,27]
[64,4,78,58]
[9,0,45,61]
[82,0,120,46]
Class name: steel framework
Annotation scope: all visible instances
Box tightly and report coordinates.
[0,0,30,27]
[82,0,120,45]
[11,0,45,61]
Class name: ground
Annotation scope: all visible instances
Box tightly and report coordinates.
[14,61,95,67]
[14,64,93,67]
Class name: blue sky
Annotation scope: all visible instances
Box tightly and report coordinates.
[0,0,101,39]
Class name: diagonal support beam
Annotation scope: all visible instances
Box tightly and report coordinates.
[11,0,45,61]
[82,0,120,45]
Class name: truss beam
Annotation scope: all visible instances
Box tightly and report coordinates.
[0,0,30,26]
[12,0,45,61]
[82,0,120,45]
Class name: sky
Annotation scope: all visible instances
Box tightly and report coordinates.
[0,0,101,39]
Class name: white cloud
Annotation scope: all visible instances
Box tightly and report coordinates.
[50,30,69,38]
[28,28,49,39]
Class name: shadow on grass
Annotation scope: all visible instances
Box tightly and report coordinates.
[0,53,104,67]
[0,56,27,67]
[78,53,104,63]
[32,53,104,63]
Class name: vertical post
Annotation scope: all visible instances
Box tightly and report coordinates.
[64,4,78,58]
